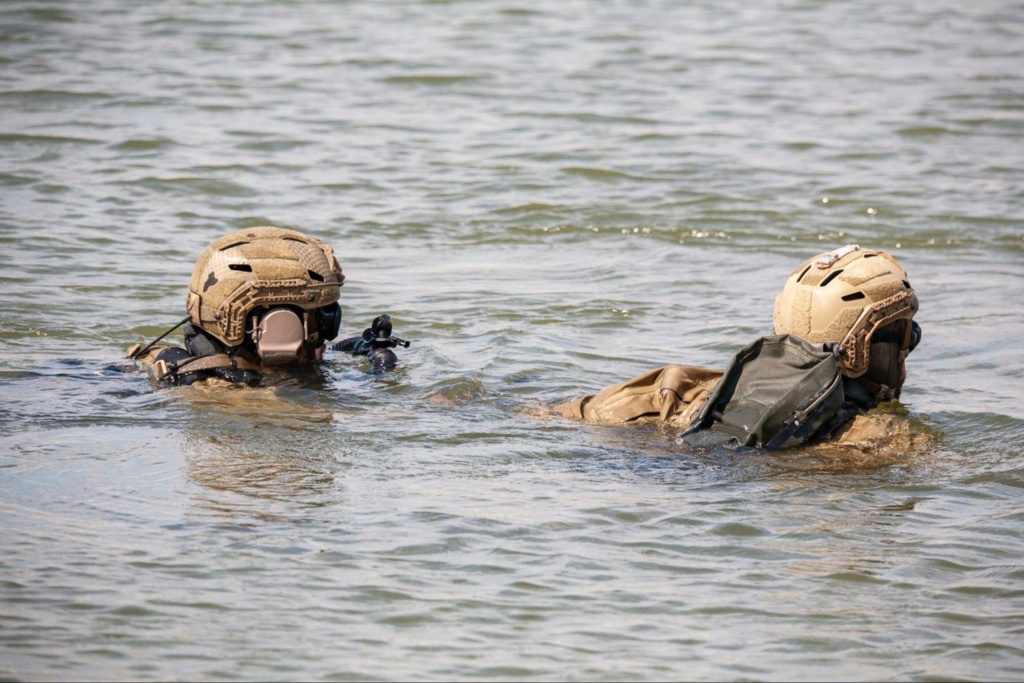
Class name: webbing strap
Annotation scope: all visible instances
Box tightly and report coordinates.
[153,352,262,382]
[175,353,261,374]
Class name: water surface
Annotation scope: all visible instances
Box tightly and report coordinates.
[2,1,1023,680]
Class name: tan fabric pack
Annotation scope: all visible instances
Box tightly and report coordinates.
[554,364,723,427]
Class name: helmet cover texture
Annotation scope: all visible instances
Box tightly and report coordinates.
[773,245,918,378]
[186,227,344,347]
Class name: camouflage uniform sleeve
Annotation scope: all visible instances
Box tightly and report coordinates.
[553,364,724,426]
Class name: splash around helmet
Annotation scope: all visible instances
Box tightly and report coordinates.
[185,227,345,357]
[773,245,919,380]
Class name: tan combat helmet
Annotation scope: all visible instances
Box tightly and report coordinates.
[186,227,344,351]
[773,244,919,380]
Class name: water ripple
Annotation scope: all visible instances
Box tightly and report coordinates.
[2,0,1023,680]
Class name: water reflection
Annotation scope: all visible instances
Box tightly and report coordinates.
[176,382,344,516]
[3,0,1024,677]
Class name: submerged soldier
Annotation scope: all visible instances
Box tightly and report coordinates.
[554,245,926,451]
[128,226,407,385]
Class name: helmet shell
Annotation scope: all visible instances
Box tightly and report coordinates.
[773,245,918,378]
[186,227,344,347]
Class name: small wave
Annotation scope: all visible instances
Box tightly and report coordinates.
[124,176,258,198]
[0,172,36,186]
[0,90,108,105]
[493,202,564,215]
[8,8,76,22]
[111,138,180,151]
[236,139,313,152]
[425,376,488,407]
[382,74,485,86]
[0,132,98,146]
[897,125,961,137]
[561,166,647,181]
[930,410,1024,457]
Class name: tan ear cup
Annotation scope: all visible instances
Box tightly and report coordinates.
[251,309,306,364]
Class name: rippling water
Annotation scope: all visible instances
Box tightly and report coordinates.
[2,1,1023,680]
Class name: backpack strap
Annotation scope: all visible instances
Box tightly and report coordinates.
[173,353,261,374]
[152,351,262,385]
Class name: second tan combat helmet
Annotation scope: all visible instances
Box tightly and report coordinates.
[773,244,919,381]
[185,227,344,360]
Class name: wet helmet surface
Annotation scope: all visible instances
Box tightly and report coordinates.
[186,227,344,349]
[773,244,919,382]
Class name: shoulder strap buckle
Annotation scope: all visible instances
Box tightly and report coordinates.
[152,359,172,382]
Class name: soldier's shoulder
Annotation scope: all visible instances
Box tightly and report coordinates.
[827,405,936,453]
[126,343,178,368]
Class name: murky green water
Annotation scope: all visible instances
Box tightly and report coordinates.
[2,1,1023,680]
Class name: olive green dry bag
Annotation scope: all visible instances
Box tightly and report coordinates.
[681,334,845,450]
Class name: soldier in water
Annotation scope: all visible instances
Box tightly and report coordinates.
[554,245,926,452]
[128,226,406,385]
